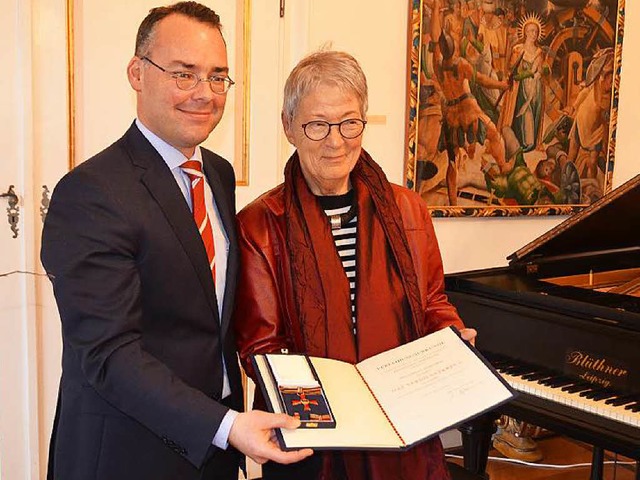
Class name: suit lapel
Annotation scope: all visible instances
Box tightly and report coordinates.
[202,156,237,338]
[123,124,220,321]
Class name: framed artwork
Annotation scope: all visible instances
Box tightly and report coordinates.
[405,0,625,216]
[66,0,251,185]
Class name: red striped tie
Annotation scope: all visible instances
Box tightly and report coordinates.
[181,160,216,283]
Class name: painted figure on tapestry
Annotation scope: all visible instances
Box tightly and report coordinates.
[418,0,509,206]
[410,0,622,213]
[498,15,546,152]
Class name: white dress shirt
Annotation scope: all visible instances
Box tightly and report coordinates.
[136,119,237,449]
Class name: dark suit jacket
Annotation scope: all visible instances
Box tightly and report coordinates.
[41,123,243,480]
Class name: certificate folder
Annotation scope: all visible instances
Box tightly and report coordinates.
[251,326,516,451]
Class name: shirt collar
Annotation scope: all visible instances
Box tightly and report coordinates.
[135,118,202,169]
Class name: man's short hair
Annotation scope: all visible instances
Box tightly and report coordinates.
[135,1,221,57]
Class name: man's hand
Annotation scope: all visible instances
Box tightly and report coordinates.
[228,410,314,465]
[459,327,477,346]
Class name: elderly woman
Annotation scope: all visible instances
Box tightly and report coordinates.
[234,50,475,480]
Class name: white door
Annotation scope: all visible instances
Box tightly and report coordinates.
[0,1,42,478]
[0,0,68,478]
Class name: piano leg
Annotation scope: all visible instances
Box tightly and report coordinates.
[590,446,604,480]
[458,412,498,478]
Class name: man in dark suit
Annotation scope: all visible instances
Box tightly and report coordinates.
[41,3,312,479]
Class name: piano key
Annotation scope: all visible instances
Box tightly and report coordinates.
[537,376,558,385]
[495,366,575,389]
[551,377,576,387]
[580,389,618,402]
[503,365,536,375]
[518,373,552,383]
[605,394,633,405]
[589,390,618,401]
[540,377,575,388]
[562,383,594,394]
[501,364,568,385]
[498,371,640,429]
[624,402,640,412]
[521,371,554,381]
[491,363,638,423]
[605,394,638,406]
[489,359,511,369]
[493,362,516,371]
[514,379,632,424]
[579,388,608,399]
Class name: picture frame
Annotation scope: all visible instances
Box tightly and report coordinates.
[66,0,251,185]
[404,0,625,217]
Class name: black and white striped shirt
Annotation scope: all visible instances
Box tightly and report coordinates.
[317,191,358,338]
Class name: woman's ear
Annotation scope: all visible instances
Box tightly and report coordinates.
[281,112,296,146]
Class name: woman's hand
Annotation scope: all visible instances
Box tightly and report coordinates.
[459,327,477,346]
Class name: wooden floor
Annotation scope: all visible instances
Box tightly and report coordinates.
[449,435,638,479]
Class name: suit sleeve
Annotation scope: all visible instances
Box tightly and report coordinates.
[41,169,228,468]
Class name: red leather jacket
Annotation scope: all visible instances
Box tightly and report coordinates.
[233,182,463,480]
[234,183,464,369]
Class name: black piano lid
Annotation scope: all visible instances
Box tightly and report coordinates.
[507,174,640,266]
[445,174,640,328]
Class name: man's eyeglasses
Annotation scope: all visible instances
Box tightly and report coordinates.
[141,56,235,94]
[301,118,367,141]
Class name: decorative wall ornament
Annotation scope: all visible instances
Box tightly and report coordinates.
[405,0,626,217]
[1,185,20,238]
[40,185,50,222]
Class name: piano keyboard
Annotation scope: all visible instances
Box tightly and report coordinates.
[488,355,640,429]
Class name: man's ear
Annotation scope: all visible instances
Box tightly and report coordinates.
[127,56,143,91]
[281,112,296,146]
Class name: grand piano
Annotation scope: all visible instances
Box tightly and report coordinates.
[446,175,640,480]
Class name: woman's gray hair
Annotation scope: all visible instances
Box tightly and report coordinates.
[282,50,368,126]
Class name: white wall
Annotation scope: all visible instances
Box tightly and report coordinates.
[75,0,242,178]
[612,0,640,186]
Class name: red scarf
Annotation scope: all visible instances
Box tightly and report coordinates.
[282,149,451,479]
[283,148,426,361]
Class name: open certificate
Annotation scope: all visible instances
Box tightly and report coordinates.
[251,326,515,450]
